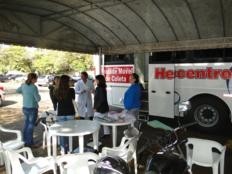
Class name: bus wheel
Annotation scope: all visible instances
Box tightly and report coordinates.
[188,97,229,132]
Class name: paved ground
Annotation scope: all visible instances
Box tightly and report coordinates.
[0,81,232,174]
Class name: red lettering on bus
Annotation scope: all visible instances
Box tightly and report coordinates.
[186,70,195,79]
[154,67,232,79]
[166,70,174,79]
[221,70,231,79]
[175,69,185,79]
[155,68,166,79]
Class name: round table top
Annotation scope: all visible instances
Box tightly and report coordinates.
[49,120,100,136]
[95,117,136,126]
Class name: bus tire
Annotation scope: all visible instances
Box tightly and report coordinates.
[187,96,229,132]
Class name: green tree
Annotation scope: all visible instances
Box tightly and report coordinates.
[67,52,93,72]
[0,45,33,73]
[0,44,93,75]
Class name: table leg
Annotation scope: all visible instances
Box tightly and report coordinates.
[112,126,117,147]
[93,130,99,151]
[79,136,84,153]
[69,137,73,153]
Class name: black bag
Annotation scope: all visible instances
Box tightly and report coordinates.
[146,153,188,174]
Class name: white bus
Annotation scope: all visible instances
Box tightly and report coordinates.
[101,48,232,132]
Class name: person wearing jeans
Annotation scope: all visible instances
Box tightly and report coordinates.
[93,75,110,138]
[56,115,74,153]
[16,73,41,147]
[54,75,75,153]
[22,108,38,145]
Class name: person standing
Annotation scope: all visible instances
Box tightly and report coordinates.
[74,71,94,120]
[54,75,75,154]
[123,73,142,119]
[93,75,110,136]
[16,73,41,147]
[48,75,60,110]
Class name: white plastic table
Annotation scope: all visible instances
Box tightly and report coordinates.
[96,117,135,147]
[47,120,100,156]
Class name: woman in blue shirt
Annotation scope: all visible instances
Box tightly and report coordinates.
[16,73,41,147]
[123,73,142,119]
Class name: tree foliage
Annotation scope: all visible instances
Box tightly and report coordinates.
[0,45,93,75]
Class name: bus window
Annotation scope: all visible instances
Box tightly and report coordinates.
[149,51,173,64]
[192,49,223,62]
[174,51,189,63]
[104,54,134,65]
[224,48,232,62]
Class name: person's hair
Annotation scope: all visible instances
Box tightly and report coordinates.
[55,75,70,100]
[132,73,139,83]
[81,71,88,78]
[25,73,37,85]
[53,76,60,85]
[95,75,106,88]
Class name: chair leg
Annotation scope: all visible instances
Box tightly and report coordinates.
[53,162,57,174]
[220,159,224,174]
[0,152,3,166]
[42,132,46,149]
[186,157,193,171]
[3,151,11,174]
[133,153,137,174]
[212,164,219,174]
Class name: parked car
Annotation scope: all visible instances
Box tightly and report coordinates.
[37,75,54,87]
[71,75,81,82]
[0,74,8,82]
[14,75,27,82]
[7,74,24,80]
[0,86,5,106]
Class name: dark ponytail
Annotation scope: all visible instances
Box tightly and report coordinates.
[25,73,37,85]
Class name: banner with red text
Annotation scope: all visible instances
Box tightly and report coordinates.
[102,65,134,83]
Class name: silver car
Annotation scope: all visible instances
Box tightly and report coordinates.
[37,75,53,87]
[0,86,5,106]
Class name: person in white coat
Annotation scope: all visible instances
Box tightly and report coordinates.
[75,71,94,119]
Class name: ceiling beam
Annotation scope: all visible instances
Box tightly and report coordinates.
[151,0,178,41]
[183,0,201,39]
[0,31,97,53]
[83,0,140,44]
[47,0,125,45]
[219,0,225,37]
[120,1,158,42]
[102,37,232,54]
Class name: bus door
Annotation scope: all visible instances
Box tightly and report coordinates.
[149,64,175,118]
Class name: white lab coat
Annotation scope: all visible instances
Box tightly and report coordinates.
[75,79,94,118]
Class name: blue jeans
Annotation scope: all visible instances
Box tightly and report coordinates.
[22,107,38,146]
[57,115,75,153]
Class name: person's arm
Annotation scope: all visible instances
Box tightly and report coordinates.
[90,79,95,94]
[94,88,104,110]
[123,86,135,110]
[33,86,41,102]
[53,93,58,110]
[75,81,85,94]
[16,85,22,93]
[70,88,75,100]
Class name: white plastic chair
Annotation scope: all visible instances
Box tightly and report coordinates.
[0,125,24,173]
[5,147,56,174]
[186,138,226,174]
[39,111,57,149]
[56,152,99,174]
[101,133,141,174]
